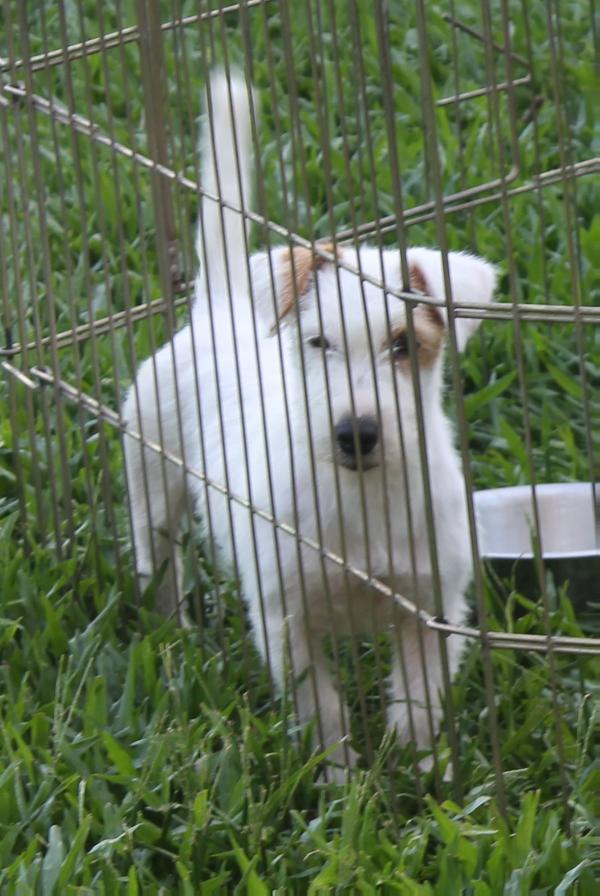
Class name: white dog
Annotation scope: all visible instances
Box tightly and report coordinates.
[122,70,496,780]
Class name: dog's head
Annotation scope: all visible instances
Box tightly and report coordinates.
[250,244,496,472]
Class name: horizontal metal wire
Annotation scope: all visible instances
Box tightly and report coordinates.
[1,80,530,232]
[0,0,276,73]
[2,82,597,350]
[0,3,525,117]
[5,79,595,256]
[5,288,600,364]
[5,360,598,659]
[335,157,599,240]
[0,290,192,358]
[436,75,531,107]
[440,12,528,66]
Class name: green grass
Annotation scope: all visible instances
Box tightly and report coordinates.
[1,0,599,891]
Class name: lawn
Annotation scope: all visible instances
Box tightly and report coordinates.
[0,0,598,892]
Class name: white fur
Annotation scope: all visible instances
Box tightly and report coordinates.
[197,68,255,299]
[122,70,496,782]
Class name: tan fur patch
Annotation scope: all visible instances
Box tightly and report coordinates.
[389,306,445,370]
[278,242,337,323]
[414,305,446,366]
[403,262,446,366]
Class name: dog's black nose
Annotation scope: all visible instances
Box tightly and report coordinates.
[335,415,379,458]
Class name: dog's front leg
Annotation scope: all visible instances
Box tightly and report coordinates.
[387,609,465,771]
[251,604,357,782]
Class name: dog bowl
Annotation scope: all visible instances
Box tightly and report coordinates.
[474,482,600,608]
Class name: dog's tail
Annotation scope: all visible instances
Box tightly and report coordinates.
[196,68,255,301]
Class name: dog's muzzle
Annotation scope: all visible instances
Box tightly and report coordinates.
[334,415,380,470]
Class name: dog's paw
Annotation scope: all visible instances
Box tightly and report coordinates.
[318,741,359,786]
[322,763,351,786]
[418,751,453,781]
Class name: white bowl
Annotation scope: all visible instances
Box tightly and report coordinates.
[474,483,600,606]
[475,482,600,559]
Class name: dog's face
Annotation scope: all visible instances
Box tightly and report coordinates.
[251,245,496,472]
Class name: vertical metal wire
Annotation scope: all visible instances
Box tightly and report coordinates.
[344,1,430,786]
[192,9,270,665]
[410,0,508,806]
[509,0,584,826]
[9,5,66,556]
[237,1,334,738]
[302,0,381,760]
[36,2,81,556]
[218,1,332,708]
[0,86,43,537]
[162,0,209,624]
[207,12,280,686]
[371,0,462,797]
[0,97,27,529]
[256,0,356,761]
[37,0,103,589]
[480,0,566,817]
[175,9,234,641]
[321,0,398,760]
[546,0,596,503]
[128,0,196,626]
[136,0,180,324]
[66,0,127,596]
[102,0,187,624]
[111,0,167,610]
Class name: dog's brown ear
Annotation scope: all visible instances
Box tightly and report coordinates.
[408,262,429,298]
[250,244,337,333]
[400,265,446,366]
[277,243,338,326]
[406,249,497,351]
[408,262,445,332]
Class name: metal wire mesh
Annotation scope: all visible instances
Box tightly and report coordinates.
[1,0,598,806]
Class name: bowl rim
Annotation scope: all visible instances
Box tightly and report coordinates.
[474,481,598,504]
[481,549,600,561]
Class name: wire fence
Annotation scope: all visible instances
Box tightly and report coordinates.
[1,0,598,807]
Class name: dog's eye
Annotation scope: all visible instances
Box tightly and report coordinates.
[391,334,409,358]
[307,335,331,350]
[391,333,420,359]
